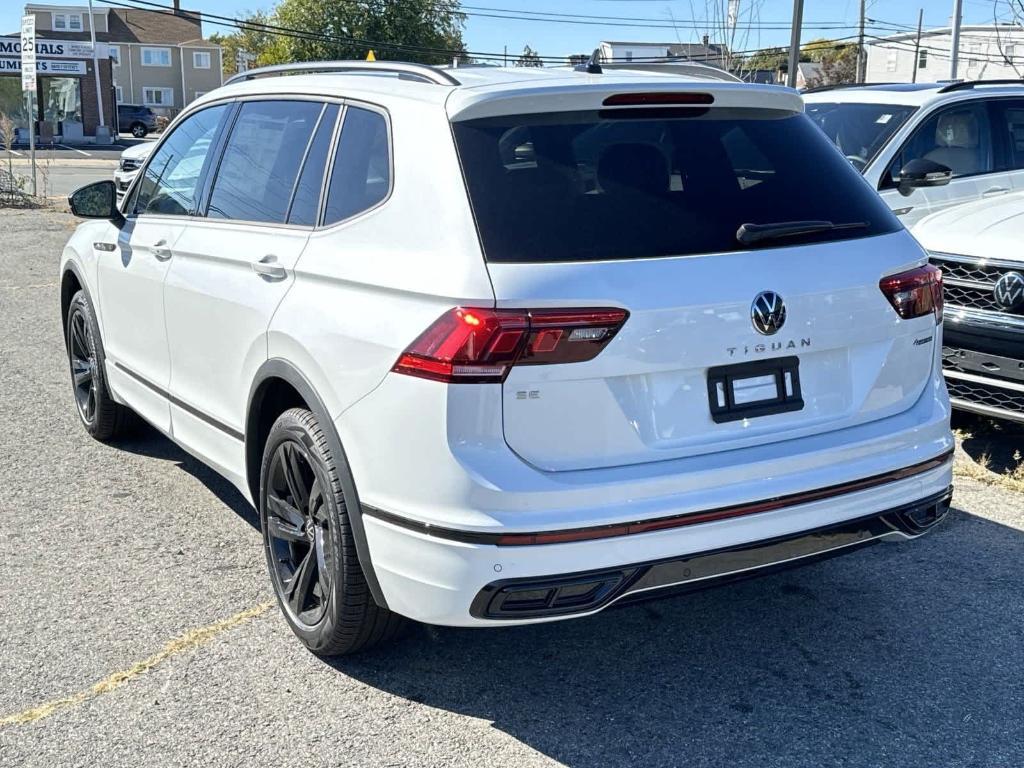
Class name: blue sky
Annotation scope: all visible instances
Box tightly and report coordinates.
[0,0,1005,60]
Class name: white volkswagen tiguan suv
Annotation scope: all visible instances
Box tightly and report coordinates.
[61,61,954,655]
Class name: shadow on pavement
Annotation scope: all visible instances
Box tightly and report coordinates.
[328,509,1024,767]
[110,421,259,531]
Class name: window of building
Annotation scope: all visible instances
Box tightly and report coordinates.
[886,49,898,72]
[52,13,83,31]
[194,91,207,99]
[192,51,211,69]
[207,100,324,224]
[109,45,120,66]
[42,77,83,126]
[142,87,174,106]
[967,43,981,70]
[1005,43,1016,65]
[115,85,123,102]
[918,49,927,69]
[142,47,172,67]
[625,51,633,62]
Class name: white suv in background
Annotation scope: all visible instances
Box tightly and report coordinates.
[61,61,954,655]
[113,141,154,198]
[804,80,1024,226]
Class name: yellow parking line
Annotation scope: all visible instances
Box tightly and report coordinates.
[0,602,273,727]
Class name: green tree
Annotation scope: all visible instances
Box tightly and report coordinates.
[270,0,465,65]
[742,46,787,72]
[209,10,289,77]
[801,38,859,86]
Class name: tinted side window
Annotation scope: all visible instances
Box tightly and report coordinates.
[884,101,993,187]
[993,100,1024,171]
[207,100,322,224]
[323,107,391,225]
[288,103,339,226]
[133,104,228,217]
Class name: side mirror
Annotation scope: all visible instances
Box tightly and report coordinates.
[897,158,953,197]
[68,180,124,225]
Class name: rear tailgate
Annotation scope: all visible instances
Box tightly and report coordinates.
[450,79,935,472]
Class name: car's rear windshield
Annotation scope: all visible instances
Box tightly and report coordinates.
[452,108,902,263]
[805,101,917,171]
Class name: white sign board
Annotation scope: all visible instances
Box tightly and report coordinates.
[0,37,98,59]
[20,15,35,92]
[1,58,88,75]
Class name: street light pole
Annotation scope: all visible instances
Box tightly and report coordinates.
[949,0,963,80]
[786,0,805,88]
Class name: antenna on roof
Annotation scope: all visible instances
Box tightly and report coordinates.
[574,48,603,75]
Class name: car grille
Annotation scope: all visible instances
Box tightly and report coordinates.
[945,376,1024,418]
[120,159,140,172]
[929,253,1024,316]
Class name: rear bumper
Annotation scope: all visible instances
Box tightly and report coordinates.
[470,488,951,620]
[359,452,953,626]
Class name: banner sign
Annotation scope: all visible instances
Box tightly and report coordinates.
[20,16,35,92]
[0,37,98,58]
[1,58,88,75]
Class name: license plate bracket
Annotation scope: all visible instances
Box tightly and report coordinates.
[707,356,804,424]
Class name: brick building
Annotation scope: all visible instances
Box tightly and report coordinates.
[0,2,221,142]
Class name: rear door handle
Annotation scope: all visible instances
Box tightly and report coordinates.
[151,239,172,261]
[982,186,1010,197]
[252,254,287,280]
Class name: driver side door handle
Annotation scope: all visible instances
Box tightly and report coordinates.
[982,186,1010,197]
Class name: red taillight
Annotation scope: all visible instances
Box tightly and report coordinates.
[879,264,943,323]
[393,307,629,383]
[602,92,714,106]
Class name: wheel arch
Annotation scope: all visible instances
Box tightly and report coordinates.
[246,359,388,609]
[60,259,88,345]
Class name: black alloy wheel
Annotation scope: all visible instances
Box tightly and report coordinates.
[68,306,98,425]
[65,290,135,441]
[259,408,404,655]
[265,438,334,628]
[131,122,147,138]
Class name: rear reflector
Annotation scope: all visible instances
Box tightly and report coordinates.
[879,264,943,323]
[393,307,628,383]
[602,92,715,106]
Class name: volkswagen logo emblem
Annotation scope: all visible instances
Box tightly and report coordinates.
[751,291,787,335]
[993,271,1024,310]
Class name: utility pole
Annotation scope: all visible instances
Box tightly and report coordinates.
[856,0,866,83]
[950,0,963,80]
[912,8,924,83]
[786,0,805,88]
[87,0,107,140]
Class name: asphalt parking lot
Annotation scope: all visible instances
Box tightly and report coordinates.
[1,206,1023,767]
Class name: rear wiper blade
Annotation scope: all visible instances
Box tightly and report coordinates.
[736,220,868,246]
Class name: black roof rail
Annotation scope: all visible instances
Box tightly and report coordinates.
[224,60,460,87]
[938,78,1024,93]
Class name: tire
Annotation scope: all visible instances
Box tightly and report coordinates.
[65,289,136,441]
[130,122,147,138]
[260,408,405,655]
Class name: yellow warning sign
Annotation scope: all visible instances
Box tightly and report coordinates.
[366,50,376,61]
